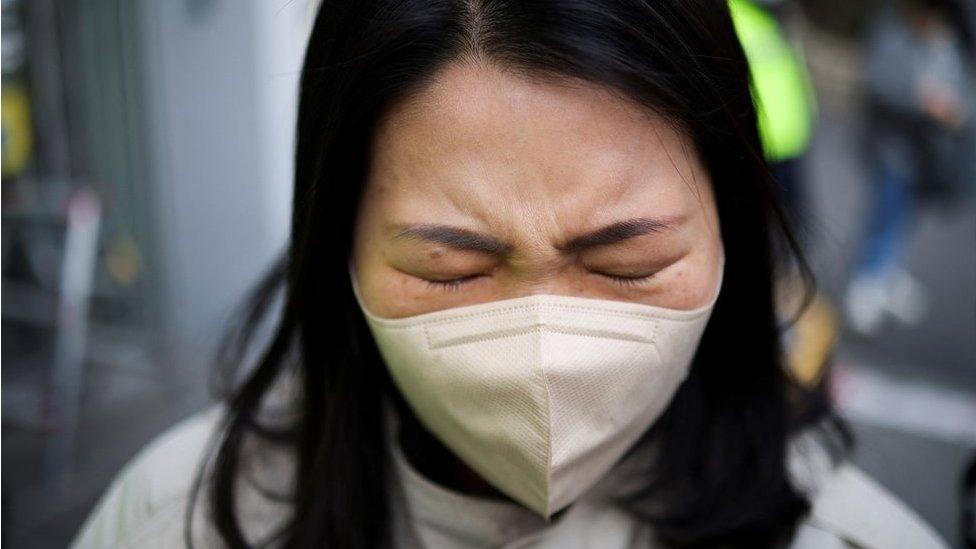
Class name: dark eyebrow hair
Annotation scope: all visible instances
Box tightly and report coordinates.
[390,216,678,256]
[391,223,514,255]
[556,216,677,254]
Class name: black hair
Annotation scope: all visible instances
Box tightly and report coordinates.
[190,1,849,547]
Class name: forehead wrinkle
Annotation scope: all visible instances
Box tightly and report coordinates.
[376,59,706,251]
[442,175,498,232]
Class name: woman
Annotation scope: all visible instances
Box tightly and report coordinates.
[70,1,948,547]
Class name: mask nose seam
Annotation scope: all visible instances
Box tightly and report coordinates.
[418,309,670,516]
[535,319,554,519]
[419,320,555,514]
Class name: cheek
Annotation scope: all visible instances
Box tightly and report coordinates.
[351,225,404,319]
[643,232,723,311]
[669,184,722,310]
[354,263,426,319]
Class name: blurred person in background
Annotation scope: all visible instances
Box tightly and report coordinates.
[845,0,976,336]
[68,1,950,548]
[730,0,840,392]
[730,0,817,224]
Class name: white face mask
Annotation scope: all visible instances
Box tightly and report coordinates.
[349,257,724,518]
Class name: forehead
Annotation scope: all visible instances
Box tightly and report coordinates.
[367,60,705,225]
[386,60,659,138]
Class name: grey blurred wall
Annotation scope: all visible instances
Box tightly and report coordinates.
[135,0,312,363]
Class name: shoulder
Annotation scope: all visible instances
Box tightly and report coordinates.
[792,461,949,549]
[69,404,227,549]
[784,425,948,549]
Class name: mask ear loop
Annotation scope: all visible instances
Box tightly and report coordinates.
[713,248,727,303]
[347,257,370,314]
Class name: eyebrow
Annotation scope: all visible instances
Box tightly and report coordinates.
[390,216,678,256]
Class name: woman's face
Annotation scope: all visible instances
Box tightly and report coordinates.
[352,60,723,318]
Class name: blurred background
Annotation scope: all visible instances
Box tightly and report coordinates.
[1,0,974,547]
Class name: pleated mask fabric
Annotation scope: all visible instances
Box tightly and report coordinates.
[349,257,724,519]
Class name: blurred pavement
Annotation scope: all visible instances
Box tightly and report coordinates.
[805,110,976,547]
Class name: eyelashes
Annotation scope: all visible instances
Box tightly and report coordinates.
[425,277,476,292]
[599,272,656,287]
[424,272,655,292]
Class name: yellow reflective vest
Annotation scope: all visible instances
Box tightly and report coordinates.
[729,0,817,162]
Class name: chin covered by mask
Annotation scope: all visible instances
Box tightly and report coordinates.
[349,257,724,518]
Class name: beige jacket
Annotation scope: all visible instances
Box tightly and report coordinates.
[69,402,949,548]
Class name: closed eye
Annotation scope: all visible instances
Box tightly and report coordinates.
[422,271,656,292]
[424,275,483,292]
